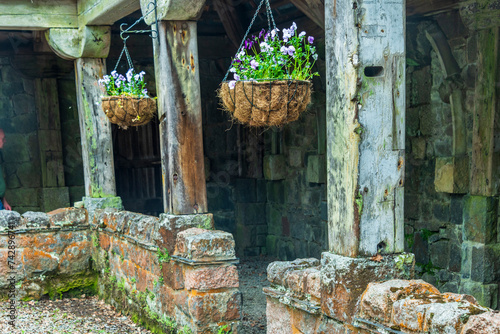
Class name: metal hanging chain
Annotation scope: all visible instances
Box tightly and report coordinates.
[113,39,134,72]
[222,0,276,82]
[265,0,277,32]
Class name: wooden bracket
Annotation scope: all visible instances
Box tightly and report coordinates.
[46,26,111,60]
[140,0,206,24]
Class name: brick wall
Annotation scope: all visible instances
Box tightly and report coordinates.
[0,209,241,333]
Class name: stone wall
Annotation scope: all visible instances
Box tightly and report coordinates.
[0,47,84,213]
[405,12,499,309]
[0,208,95,300]
[265,257,500,334]
[0,208,241,333]
[0,56,42,213]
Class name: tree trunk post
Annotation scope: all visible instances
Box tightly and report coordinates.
[152,21,207,214]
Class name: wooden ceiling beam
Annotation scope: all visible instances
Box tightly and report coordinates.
[213,0,245,49]
[290,0,325,30]
[406,0,459,17]
[78,0,140,26]
[0,0,77,30]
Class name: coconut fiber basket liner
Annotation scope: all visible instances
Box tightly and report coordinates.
[101,96,157,128]
[219,80,312,127]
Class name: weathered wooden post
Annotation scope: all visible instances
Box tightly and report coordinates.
[47,26,122,210]
[141,0,208,214]
[320,0,409,325]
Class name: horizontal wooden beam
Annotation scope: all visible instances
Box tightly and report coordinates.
[77,0,140,26]
[407,0,459,17]
[0,0,77,30]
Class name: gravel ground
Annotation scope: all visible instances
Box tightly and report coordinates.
[0,257,272,334]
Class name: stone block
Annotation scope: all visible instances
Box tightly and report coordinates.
[236,203,266,226]
[0,210,21,231]
[127,214,160,245]
[207,184,234,211]
[461,311,500,334]
[48,207,87,227]
[266,181,285,204]
[411,137,426,159]
[184,265,238,291]
[6,188,39,207]
[434,156,469,194]
[321,253,413,323]
[460,280,499,309]
[83,197,123,215]
[174,228,236,262]
[256,179,267,203]
[161,261,184,290]
[358,279,440,325]
[188,289,241,326]
[263,155,286,180]
[21,248,59,277]
[266,296,292,334]
[40,187,70,213]
[266,235,278,255]
[392,298,488,333]
[58,240,92,274]
[157,213,214,254]
[21,211,50,228]
[306,154,326,184]
[450,195,464,225]
[267,258,320,286]
[463,195,498,244]
[234,178,256,203]
[288,147,303,168]
[430,239,450,269]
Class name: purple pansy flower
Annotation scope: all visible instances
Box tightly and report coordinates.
[234,73,240,81]
[229,80,236,89]
[250,59,259,70]
[308,36,314,44]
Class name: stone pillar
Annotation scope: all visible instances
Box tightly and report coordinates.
[144,0,207,214]
[46,26,122,211]
[325,0,405,257]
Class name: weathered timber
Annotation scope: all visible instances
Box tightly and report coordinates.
[77,0,139,26]
[153,21,207,214]
[213,0,245,48]
[407,0,459,17]
[75,58,117,198]
[425,24,467,157]
[325,0,405,257]
[0,0,77,30]
[35,79,65,188]
[471,27,499,196]
[141,0,206,25]
[290,0,325,30]
[46,26,111,60]
[460,0,500,30]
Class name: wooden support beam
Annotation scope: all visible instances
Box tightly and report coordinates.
[0,0,77,30]
[471,27,499,196]
[46,26,111,60]
[213,0,245,49]
[75,58,117,198]
[406,0,458,17]
[325,0,405,257]
[290,0,325,30]
[141,0,207,25]
[77,0,140,26]
[153,21,207,214]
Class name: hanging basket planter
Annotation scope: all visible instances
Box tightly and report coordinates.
[217,0,318,127]
[101,96,157,128]
[219,79,312,127]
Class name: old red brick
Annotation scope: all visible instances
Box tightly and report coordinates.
[162,261,185,290]
[184,265,238,291]
[175,228,236,262]
[188,290,241,326]
[461,311,500,334]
